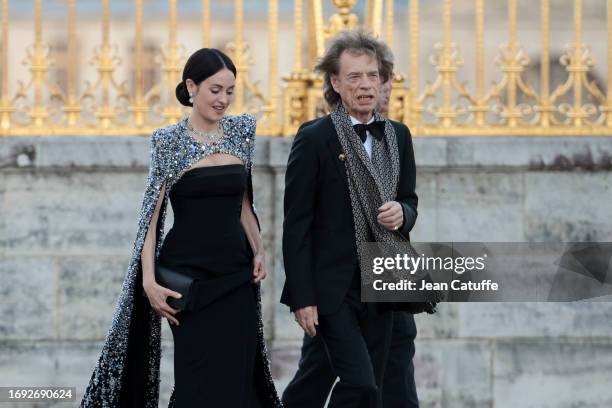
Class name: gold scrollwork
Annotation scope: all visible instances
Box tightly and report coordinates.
[1,0,612,137]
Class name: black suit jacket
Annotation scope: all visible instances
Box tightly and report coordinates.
[281,115,418,315]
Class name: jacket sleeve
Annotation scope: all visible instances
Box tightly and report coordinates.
[396,124,418,238]
[282,127,319,311]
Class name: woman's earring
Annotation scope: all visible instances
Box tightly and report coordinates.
[188,92,194,104]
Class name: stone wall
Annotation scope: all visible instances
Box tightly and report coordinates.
[1,134,611,407]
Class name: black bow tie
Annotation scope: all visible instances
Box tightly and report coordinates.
[353,121,385,143]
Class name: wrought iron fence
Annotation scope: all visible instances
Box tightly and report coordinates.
[0,0,610,136]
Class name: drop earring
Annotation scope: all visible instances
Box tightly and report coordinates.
[188,92,194,104]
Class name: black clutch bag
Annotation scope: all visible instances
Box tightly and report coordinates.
[154,264,196,311]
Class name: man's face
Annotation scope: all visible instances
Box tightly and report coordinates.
[378,79,392,114]
[330,50,381,121]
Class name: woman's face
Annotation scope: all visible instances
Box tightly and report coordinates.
[186,68,236,123]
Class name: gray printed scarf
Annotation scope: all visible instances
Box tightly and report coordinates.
[331,103,439,312]
[331,103,405,280]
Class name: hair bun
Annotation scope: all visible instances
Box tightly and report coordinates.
[176,48,237,108]
[175,81,192,107]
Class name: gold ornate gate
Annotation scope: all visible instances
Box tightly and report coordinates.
[0,0,610,136]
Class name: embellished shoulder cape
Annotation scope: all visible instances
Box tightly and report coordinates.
[80,113,282,407]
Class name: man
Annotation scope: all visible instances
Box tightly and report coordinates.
[281,79,420,408]
[281,29,418,408]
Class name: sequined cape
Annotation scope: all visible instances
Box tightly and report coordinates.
[80,113,283,408]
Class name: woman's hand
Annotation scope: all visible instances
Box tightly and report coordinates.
[143,280,182,326]
[253,252,267,283]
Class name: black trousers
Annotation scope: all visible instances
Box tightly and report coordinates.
[284,288,393,408]
[282,309,419,408]
[382,312,419,408]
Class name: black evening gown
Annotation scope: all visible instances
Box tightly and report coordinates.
[157,164,263,408]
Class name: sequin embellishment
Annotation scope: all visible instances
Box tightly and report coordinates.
[79,113,282,407]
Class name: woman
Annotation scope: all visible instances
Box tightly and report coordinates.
[80,48,282,408]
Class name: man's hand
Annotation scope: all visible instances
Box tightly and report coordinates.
[294,305,319,337]
[377,201,404,231]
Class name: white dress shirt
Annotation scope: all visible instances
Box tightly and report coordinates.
[349,115,374,159]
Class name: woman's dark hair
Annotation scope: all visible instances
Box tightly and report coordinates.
[175,48,237,107]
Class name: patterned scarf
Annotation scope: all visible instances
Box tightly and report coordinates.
[331,103,405,282]
[331,103,439,313]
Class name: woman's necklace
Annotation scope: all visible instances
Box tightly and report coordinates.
[186,119,224,144]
